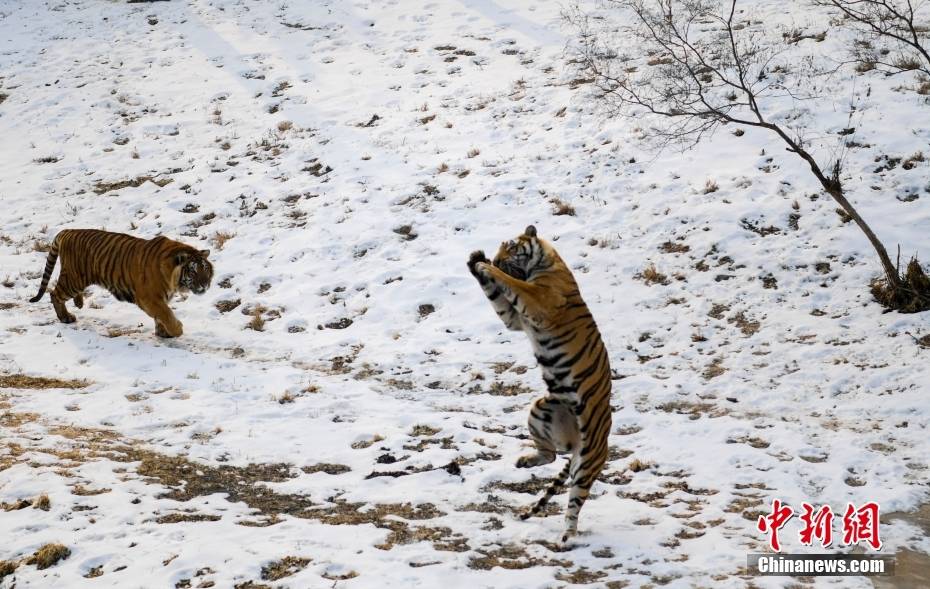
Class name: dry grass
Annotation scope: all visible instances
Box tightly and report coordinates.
[155,512,221,524]
[437,162,449,173]
[637,264,669,286]
[729,311,761,336]
[659,241,690,254]
[351,434,384,449]
[918,77,930,95]
[550,198,576,216]
[33,493,50,511]
[6,422,459,558]
[410,424,441,437]
[556,568,607,584]
[26,544,70,570]
[2,498,32,511]
[301,463,351,475]
[261,556,311,581]
[628,458,653,473]
[276,120,293,133]
[93,175,171,195]
[275,391,296,404]
[467,147,480,158]
[0,560,17,580]
[0,374,89,389]
[211,231,236,251]
[247,307,266,332]
[322,569,359,581]
[468,544,572,570]
[215,298,241,313]
[105,326,141,338]
[871,258,930,313]
[703,179,719,194]
[903,151,926,170]
[703,357,727,380]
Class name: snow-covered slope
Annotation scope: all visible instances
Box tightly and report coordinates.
[0,1,928,587]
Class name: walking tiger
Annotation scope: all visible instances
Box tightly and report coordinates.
[29,229,213,338]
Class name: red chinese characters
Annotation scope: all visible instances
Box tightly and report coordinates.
[756,500,882,552]
[842,502,882,550]
[757,499,794,552]
[798,503,834,548]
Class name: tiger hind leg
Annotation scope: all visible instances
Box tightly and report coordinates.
[562,475,595,543]
[517,396,578,468]
[50,273,82,323]
[520,458,571,520]
[73,291,84,309]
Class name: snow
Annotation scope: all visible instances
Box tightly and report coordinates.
[0,0,928,587]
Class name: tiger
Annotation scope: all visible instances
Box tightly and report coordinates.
[29,229,214,338]
[468,225,613,543]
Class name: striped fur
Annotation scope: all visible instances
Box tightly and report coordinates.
[29,229,213,337]
[468,225,612,543]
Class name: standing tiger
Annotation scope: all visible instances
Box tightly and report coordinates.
[29,229,213,338]
[468,225,612,543]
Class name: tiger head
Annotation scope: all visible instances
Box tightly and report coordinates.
[493,225,555,280]
[175,249,214,295]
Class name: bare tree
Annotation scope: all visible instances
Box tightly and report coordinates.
[566,0,930,312]
[814,0,930,79]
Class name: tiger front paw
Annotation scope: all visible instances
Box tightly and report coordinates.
[155,322,183,338]
[468,250,491,280]
[468,250,488,272]
[516,454,539,469]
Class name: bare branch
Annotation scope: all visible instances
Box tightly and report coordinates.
[565,0,930,310]
[814,0,930,78]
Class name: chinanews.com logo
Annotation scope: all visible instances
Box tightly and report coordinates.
[748,499,895,577]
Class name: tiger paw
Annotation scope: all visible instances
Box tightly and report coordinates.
[561,528,577,544]
[58,313,76,324]
[516,452,554,468]
[155,323,181,338]
[516,454,540,468]
[467,250,488,275]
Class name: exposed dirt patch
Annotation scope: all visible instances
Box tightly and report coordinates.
[215,299,241,313]
[93,175,172,195]
[260,556,310,581]
[0,374,89,389]
[470,380,535,396]
[301,463,351,475]
[482,475,556,495]
[556,567,607,584]
[655,400,728,419]
[659,241,690,254]
[467,543,572,570]
[410,424,441,437]
[155,512,222,524]
[728,311,760,336]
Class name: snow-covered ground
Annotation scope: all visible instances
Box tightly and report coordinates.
[0,0,928,587]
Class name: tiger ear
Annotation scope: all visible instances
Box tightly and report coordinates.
[524,225,537,238]
[199,249,211,259]
[174,252,191,266]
